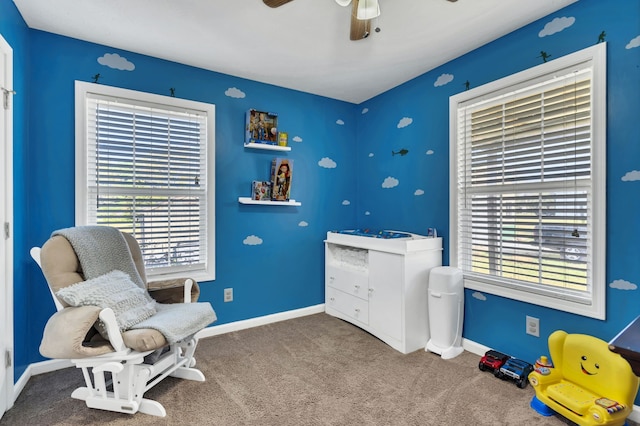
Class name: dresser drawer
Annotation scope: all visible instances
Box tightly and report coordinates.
[325,265,369,301]
[325,286,369,325]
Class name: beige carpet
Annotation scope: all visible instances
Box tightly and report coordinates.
[2,313,584,425]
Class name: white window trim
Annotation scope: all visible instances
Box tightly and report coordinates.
[449,43,606,319]
[74,81,216,282]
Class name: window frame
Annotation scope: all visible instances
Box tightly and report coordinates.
[75,81,216,282]
[449,43,606,319]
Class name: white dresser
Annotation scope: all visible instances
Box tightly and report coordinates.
[324,231,443,354]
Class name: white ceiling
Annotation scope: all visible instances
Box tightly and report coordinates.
[13,0,577,104]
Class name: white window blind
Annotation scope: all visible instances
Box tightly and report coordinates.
[76,82,216,281]
[450,44,606,319]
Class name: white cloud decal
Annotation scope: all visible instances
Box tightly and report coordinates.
[368,153,374,157]
[292,136,303,143]
[97,53,135,71]
[298,221,308,227]
[342,200,351,205]
[426,150,434,155]
[336,119,345,125]
[472,292,487,301]
[414,189,424,196]
[626,35,640,49]
[362,108,369,114]
[318,157,337,168]
[382,176,399,188]
[243,235,263,245]
[434,73,454,87]
[610,279,637,290]
[397,117,413,128]
[225,87,246,98]
[364,211,371,216]
[538,16,575,37]
[622,170,640,181]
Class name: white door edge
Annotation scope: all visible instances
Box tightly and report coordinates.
[0,32,15,420]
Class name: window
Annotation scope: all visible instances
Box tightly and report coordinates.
[75,81,215,282]
[450,44,606,319]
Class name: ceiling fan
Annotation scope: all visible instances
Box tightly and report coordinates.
[263,0,457,41]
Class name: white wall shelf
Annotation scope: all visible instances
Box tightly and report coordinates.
[238,197,301,206]
[244,142,291,152]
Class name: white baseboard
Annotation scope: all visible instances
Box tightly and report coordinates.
[196,304,325,339]
[14,311,640,424]
[462,338,490,356]
[14,359,72,401]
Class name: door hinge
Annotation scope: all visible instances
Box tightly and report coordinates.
[4,350,11,368]
[1,87,16,110]
[3,222,9,240]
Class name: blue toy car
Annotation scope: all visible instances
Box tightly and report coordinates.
[494,358,534,388]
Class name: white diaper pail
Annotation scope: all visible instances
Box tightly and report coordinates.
[425,266,464,359]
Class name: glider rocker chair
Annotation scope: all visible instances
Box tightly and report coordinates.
[30,226,217,417]
[529,330,639,426]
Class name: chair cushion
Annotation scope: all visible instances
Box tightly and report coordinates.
[122,328,168,352]
[56,270,157,338]
[547,381,598,415]
[131,302,216,344]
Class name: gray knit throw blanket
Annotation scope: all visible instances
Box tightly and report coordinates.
[52,226,145,289]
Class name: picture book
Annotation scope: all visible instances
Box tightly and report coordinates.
[246,109,278,145]
[252,181,272,201]
[270,158,293,201]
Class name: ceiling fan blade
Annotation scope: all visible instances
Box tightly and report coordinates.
[350,0,372,40]
[263,0,295,8]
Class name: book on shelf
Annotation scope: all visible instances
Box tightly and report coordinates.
[245,109,278,145]
[251,181,272,201]
[270,157,293,201]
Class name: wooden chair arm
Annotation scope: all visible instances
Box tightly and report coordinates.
[99,308,127,352]
[147,278,200,304]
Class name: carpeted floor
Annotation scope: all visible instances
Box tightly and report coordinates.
[2,313,583,425]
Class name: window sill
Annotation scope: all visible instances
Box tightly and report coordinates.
[463,277,605,320]
[148,270,215,284]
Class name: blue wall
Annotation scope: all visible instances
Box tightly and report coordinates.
[356,0,640,365]
[2,0,640,398]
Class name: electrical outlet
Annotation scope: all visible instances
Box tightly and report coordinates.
[526,315,540,337]
[224,288,233,302]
